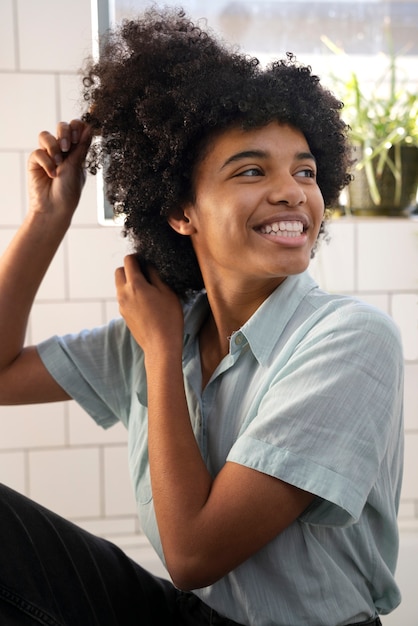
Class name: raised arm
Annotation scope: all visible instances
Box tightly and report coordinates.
[0,120,92,405]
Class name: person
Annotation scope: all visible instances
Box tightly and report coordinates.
[0,6,404,626]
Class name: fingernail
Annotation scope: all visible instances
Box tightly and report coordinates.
[60,138,69,152]
[54,153,63,166]
[71,130,78,144]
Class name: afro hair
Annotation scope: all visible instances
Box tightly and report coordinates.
[82,6,351,298]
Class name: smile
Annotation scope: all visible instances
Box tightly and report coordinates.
[258,221,304,238]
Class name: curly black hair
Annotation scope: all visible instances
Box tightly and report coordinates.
[82,6,351,298]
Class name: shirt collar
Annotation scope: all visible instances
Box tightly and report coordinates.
[183,271,318,365]
[240,271,318,365]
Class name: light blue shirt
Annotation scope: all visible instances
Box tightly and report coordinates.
[38,271,404,626]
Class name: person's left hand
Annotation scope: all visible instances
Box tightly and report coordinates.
[115,254,184,356]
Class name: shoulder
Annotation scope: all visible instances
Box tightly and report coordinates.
[278,289,404,386]
[305,289,402,346]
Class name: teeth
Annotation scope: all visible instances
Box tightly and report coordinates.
[259,221,303,236]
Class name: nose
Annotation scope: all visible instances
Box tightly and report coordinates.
[267,173,307,207]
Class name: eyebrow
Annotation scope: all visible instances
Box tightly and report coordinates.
[220,149,317,170]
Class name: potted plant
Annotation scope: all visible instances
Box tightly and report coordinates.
[322,36,418,216]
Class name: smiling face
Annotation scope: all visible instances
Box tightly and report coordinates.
[171,122,325,295]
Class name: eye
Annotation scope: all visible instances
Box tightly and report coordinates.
[236,167,263,177]
[295,168,316,179]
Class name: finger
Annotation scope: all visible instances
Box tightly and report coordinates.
[147,264,166,288]
[38,130,64,168]
[56,121,72,154]
[37,122,92,174]
[56,120,90,158]
[123,254,147,281]
[68,119,84,146]
[71,122,92,162]
[28,147,59,179]
[114,266,126,289]
[122,255,153,289]
[66,119,92,155]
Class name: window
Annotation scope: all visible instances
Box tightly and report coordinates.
[110,0,418,56]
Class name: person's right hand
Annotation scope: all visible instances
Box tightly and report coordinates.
[28,119,92,221]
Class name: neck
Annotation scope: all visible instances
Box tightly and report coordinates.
[206,276,285,336]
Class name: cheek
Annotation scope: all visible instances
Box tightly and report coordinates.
[192,197,234,233]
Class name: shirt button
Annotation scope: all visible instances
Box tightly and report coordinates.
[235,334,244,346]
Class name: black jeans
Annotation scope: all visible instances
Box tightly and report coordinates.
[0,484,245,626]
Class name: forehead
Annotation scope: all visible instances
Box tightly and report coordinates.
[196,122,311,169]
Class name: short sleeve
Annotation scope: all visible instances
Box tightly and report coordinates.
[227,303,404,526]
[37,319,144,429]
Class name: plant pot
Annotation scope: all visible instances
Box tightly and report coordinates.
[347,145,418,217]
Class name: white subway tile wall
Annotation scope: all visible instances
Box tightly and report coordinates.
[357,221,418,292]
[0,153,25,224]
[310,220,357,292]
[29,446,102,518]
[17,0,92,73]
[0,1,417,621]
[1,74,57,150]
[67,227,131,299]
[404,364,418,430]
[0,451,26,493]
[0,0,15,71]
[0,403,66,450]
[401,433,418,502]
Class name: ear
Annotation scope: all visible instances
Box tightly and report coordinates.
[167,205,197,236]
